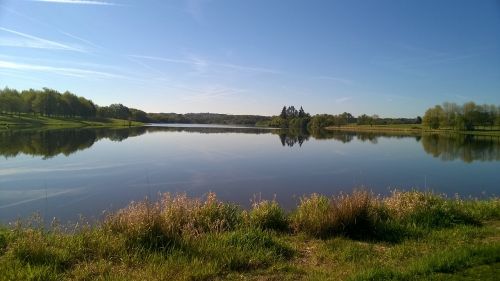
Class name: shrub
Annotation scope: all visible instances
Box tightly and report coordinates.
[330,190,376,238]
[384,191,479,228]
[291,194,333,237]
[105,193,242,248]
[104,199,170,249]
[460,198,500,221]
[245,199,288,231]
[291,191,377,238]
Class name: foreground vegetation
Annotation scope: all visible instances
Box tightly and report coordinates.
[0,190,498,280]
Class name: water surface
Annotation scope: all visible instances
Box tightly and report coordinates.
[1,125,499,223]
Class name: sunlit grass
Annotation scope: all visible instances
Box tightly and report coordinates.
[0,113,142,130]
[0,190,498,280]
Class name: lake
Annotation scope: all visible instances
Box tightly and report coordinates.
[1,125,499,224]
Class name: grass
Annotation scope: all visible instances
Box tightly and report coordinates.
[325,124,500,137]
[0,113,143,130]
[0,190,498,280]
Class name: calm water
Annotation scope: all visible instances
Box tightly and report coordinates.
[1,125,499,223]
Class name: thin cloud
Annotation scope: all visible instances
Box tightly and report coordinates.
[0,70,46,84]
[371,43,484,76]
[186,0,210,22]
[181,86,245,102]
[335,96,352,104]
[129,54,281,74]
[30,0,117,6]
[313,76,353,85]
[59,31,103,50]
[1,7,103,51]
[0,27,86,52]
[0,59,125,80]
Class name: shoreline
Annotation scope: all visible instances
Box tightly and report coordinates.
[325,124,500,137]
[0,114,144,131]
[1,191,498,280]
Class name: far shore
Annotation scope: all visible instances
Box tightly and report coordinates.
[325,124,500,137]
[0,114,143,131]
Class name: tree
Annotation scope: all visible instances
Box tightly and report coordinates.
[280,106,287,119]
[423,106,445,129]
[298,106,305,118]
[0,88,23,116]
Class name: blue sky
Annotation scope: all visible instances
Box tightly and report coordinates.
[0,0,499,116]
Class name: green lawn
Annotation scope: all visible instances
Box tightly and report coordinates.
[0,114,143,130]
[0,191,498,280]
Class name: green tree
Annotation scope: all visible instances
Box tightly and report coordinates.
[280,106,287,119]
[423,105,445,129]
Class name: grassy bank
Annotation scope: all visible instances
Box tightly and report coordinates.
[0,191,499,280]
[325,124,500,137]
[0,114,143,130]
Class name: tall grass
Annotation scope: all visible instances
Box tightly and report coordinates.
[384,190,482,228]
[291,190,376,238]
[0,190,498,280]
[244,198,288,231]
[105,192,242,249]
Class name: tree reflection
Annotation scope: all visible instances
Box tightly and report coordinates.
[0,126,275,158]
[275,129,500,163]
[0,127,151,159]
[277,128,310,147]
[420,133,500,163]
[1,127,498,163]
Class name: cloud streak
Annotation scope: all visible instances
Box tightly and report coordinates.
[186,0,209,22]
[181,86,246,102]
[0,27,86,52]
[30,0,117,6]
[335,96,352,104]
[129,54,281,74]
[0,59,125,80]
[313,76,353,85]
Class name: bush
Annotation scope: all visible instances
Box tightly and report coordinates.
[105,193,242,248]
[384,191,480,228]
[291,194,333,237]
[245,199,288,231]
[460,198,500,221]
[291,191,377,238]
[330,190,376,238]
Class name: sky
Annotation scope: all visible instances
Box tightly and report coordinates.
[0,0,499,117]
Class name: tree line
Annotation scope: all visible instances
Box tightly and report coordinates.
[265,105,421,129]
[148,112,270,125]
[0,87,148,122]
[422,102,500,130]
[0,87,270,124]
[0,87,97,118]
[3,87,497,131]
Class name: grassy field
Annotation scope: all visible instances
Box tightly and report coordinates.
[0,191,498,280]
[0,114,143,130]
[325,124,500,137]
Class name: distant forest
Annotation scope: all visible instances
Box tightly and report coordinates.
[0,87,267,125]
[1,87,498,130]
